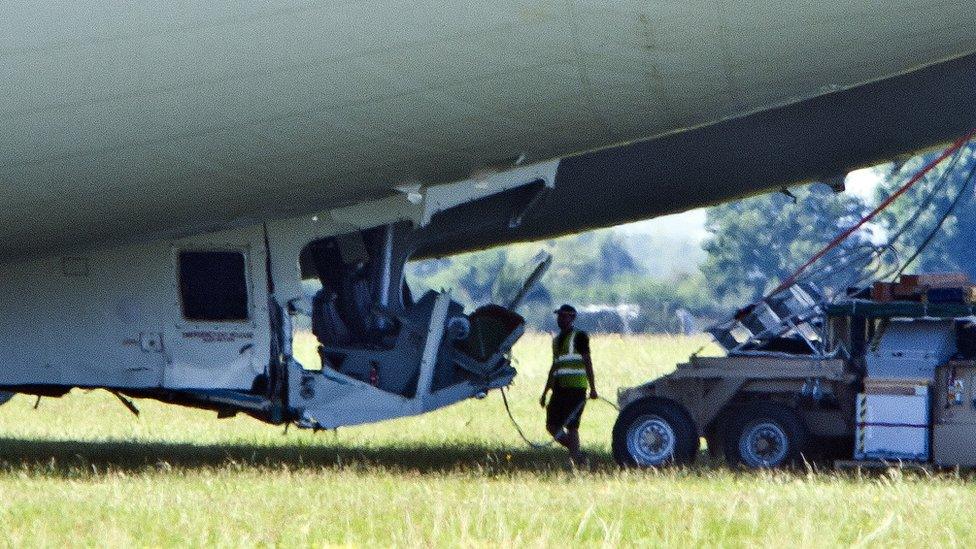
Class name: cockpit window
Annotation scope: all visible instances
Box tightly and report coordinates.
[178,250,250,321]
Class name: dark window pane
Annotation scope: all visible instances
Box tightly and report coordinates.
[179,251,249,321]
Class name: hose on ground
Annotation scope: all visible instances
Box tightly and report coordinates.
[499,387,618,450]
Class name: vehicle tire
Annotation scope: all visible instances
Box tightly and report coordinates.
[723,403,809,469]
[612,398,698,467]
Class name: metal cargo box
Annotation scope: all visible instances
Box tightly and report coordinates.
[855,385,930,461]
[866,319,956,379]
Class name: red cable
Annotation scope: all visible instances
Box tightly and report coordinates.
[768,128,976,297]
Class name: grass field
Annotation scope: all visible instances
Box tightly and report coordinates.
[2,333,976,546]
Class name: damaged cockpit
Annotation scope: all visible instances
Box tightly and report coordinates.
[299,224,526,397]
[283,181,553,428]
[281,225,528,428]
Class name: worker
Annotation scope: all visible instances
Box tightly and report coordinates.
[539,304,598,461]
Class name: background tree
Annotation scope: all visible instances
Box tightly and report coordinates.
[407,229,715,331]
[701,185,871,303]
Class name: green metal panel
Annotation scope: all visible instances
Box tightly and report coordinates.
[826,300,976,319]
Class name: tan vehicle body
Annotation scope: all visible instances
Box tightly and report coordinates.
[620,355,858,448]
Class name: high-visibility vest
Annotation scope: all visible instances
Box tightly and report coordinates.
[552,330,588,389]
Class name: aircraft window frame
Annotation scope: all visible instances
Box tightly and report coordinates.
[176,249,252,323]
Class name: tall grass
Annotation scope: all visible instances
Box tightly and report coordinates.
[0,334,973,546]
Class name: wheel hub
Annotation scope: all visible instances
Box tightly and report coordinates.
[627,415,676,466]
[740,421,789,467]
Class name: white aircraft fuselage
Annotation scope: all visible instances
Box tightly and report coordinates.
[1,0,974,258]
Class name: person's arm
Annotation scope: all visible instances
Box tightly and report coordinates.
[579,332,597,399]
[584,352,598,399]
[540,363,555,407]
[541,337,558,407]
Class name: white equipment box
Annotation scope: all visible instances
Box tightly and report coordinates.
[866,319,956,379]
[856,385,930,461]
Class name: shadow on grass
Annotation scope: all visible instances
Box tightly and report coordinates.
[0,437,625,477]
[0,438,939,480]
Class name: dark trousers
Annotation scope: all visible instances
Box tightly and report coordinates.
[546,387,586,430]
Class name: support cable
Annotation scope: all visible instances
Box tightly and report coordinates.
[895,156,976,277]
[767,128,976,298]
[796,146,966,289]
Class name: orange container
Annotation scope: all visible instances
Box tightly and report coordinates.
[900,273,970,289]
[871,282,895,302]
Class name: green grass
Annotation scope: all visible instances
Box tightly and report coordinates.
[2,334,976,546]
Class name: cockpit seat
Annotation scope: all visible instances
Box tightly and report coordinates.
[456,304,524,363]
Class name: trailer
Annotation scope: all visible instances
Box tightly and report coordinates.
[612,278,976,469]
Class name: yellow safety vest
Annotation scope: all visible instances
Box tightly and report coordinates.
[552,330,588,389]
